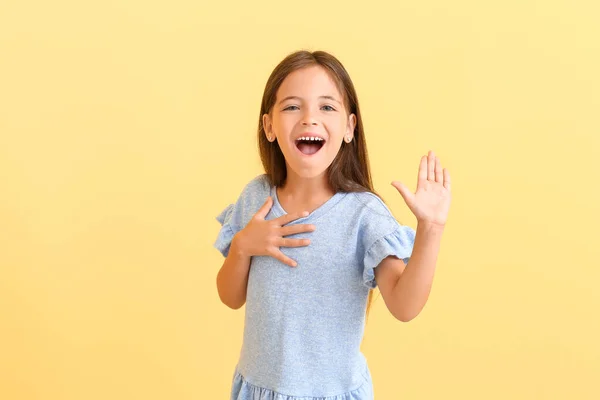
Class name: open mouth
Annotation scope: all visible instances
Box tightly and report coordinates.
[295,137,325,156]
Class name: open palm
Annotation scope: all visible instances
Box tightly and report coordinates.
[392,150,452,227]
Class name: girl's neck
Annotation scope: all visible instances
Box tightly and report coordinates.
[276,170,335,215]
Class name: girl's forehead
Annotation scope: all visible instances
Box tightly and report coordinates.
[277,66,343,99]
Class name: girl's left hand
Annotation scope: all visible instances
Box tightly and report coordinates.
[391,150,452,228]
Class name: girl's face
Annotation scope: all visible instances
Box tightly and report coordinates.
[263,65,356,181]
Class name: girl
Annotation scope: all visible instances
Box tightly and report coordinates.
[214,50,451,400]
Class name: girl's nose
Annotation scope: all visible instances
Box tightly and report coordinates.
[301,108,319,126]
[301,118,318,126]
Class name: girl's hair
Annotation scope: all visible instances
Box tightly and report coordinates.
[256,49,381,322]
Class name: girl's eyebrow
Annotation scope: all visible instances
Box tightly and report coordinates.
[278,95,340,105]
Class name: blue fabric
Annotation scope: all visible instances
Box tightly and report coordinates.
[214,174,416,400]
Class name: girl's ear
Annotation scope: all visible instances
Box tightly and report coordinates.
[262,113,273,136]
[346,113,357,139]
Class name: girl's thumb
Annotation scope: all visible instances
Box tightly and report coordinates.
[255,196,272,219]
[391,181,412,205]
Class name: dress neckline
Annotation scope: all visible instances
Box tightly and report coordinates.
[270,184,345,222]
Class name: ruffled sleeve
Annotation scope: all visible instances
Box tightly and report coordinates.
[213,203,236,257]
[363,225,416,289]
[212,174,272,258]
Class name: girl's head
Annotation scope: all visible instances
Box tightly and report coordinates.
[258,50,374,194]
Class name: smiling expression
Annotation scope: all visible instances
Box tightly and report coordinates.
[262,65,357,180]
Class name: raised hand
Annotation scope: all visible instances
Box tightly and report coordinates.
[391,150,452,228]
[232,196,315,267]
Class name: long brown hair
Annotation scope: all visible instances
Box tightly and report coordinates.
[257,50,381,321]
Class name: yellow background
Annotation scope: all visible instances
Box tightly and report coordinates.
[1,0,598,399]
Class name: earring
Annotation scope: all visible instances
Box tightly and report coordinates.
[344,136,352,143]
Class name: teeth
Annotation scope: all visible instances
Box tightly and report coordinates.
[298,137,323,141]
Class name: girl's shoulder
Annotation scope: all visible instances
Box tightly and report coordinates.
[231,174,272,217]
[348,191,396,223]
[345,190,415,240]
[347,191,416,266]
[215,174,271,237]
[239,173,271,198]
[235,174,271,217]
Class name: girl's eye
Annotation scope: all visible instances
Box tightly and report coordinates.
[283,105,336,111]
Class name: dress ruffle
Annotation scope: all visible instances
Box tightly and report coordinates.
[214,203,235,257]
[363,225,416,289]
[231,367,373,400]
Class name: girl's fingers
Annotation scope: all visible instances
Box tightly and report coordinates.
[418,155,428,187]
[278,237,311,248]
[279,224,316,236]
[428,151,435,181]
[276,210,309,226]
[272,249,297,267]
[254,196,273,220]
[435,157,443,183]
[444,168,451,191]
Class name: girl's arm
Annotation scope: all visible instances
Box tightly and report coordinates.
[374,221,444,322]
[381,150,451,321]
[216,234,252,310]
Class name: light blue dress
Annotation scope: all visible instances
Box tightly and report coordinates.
[214,174,416,400]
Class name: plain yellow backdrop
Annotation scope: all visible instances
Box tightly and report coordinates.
[1,0,598,399]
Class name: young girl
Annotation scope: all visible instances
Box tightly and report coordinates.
[214,50,451,400]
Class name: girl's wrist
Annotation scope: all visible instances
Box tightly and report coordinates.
[231,231,251,258]
[416,219,446,232]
